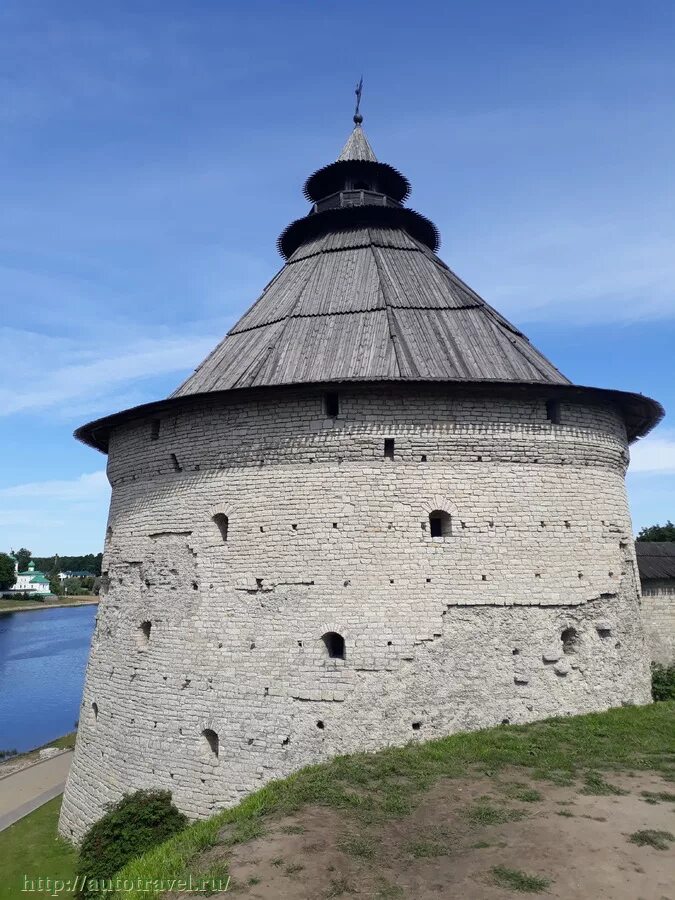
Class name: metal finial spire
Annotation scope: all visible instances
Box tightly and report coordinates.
[353,76,363,125]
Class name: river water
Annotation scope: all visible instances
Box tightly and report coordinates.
[0,605,97,753]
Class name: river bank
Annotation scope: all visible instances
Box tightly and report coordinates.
[0,732,76,779]
[0,604,97,752]
[0,597,98,615]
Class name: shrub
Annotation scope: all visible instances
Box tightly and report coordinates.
[75,790,187,898]
[651,663,675,702]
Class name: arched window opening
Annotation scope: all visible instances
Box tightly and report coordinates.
[150,419,161,440]
[212,513,229,542]
[91,702,99,722]
[321,631,345,660]
[138,620,151,646]
[384,438,395,459]
[202,728,219,758]
[324,391,339,417]
[429,510,451,538]
[561,627,579,654]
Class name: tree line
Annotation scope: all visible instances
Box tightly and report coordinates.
[33,553,103,575]
[0,549,103,593]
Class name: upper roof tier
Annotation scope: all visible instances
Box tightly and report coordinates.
[338,123,377,161]
[172,225,569,395]
[75,118,663,451]
[304,122,411,205]
[174,121,571,395]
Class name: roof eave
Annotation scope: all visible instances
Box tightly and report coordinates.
[74,379,664,454]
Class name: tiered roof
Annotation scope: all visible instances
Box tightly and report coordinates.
[172,120,568,396]
[76,113,662,451]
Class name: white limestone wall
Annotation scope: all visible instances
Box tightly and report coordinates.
[59,385,650,840]
[641,581,675,664]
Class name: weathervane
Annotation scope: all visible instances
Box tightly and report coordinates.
[353,76,364,125]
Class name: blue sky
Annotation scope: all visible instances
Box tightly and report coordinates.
[1,0,674,554]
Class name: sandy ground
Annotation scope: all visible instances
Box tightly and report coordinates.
[190,769,675,899]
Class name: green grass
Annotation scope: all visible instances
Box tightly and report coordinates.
[373,879,404,899]
[491,865,551,892]
[338,833,377,859]
[580,772,629,796]
[628,829,674,850]
[405,838,450,857]
[463,800,525,826]
[641,789,675,803]
[326,875,356,896]
[0,796,77,900]
[280,823,306,834]
[500,783,543,802]
[49,733,77,751]
[284,862,304,875]
[0,596,97,614]
[111,702,674,898]
[0,731,76,774]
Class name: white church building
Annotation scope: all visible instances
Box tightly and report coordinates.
[9,556,52,595]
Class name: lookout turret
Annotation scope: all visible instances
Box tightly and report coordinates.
[61,99,662,842]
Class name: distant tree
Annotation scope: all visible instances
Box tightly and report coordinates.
[49,573,64,596]
[34,552,103,576]
[15,548,31,571]
[44,556,62,596]
[64,577,90,596]
[637,521,675,542]
[0,553,17,591]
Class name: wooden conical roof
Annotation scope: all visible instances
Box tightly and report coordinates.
[75,121,663,451]
[173,123,569,395]
[337,124,378,161]
[172,226,568,396]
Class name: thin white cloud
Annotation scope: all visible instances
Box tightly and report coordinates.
[0,331,216,417]
[630,430,675,474]
[0,471,111,554]
[446,222,675,325]
[0,470,109,501]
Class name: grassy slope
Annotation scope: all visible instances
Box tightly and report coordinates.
[115,702,675,898]
[0,796,77,900]
[1,730,76,764]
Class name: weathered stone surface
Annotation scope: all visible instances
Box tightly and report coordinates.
[640,581,675,664]
[58,384,651,841]
[39,747,62,760]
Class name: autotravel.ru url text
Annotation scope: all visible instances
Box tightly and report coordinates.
[21,875,230,896]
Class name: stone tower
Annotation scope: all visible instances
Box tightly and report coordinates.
[60,111,662,841]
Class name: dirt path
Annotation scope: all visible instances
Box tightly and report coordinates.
[0,752,72,832]
[193,769,675,899]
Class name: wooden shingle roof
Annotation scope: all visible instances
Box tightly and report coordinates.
[635,542,675,580]
[337,124,378,162]
[172,227,568,396]
[74,120,664,452]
